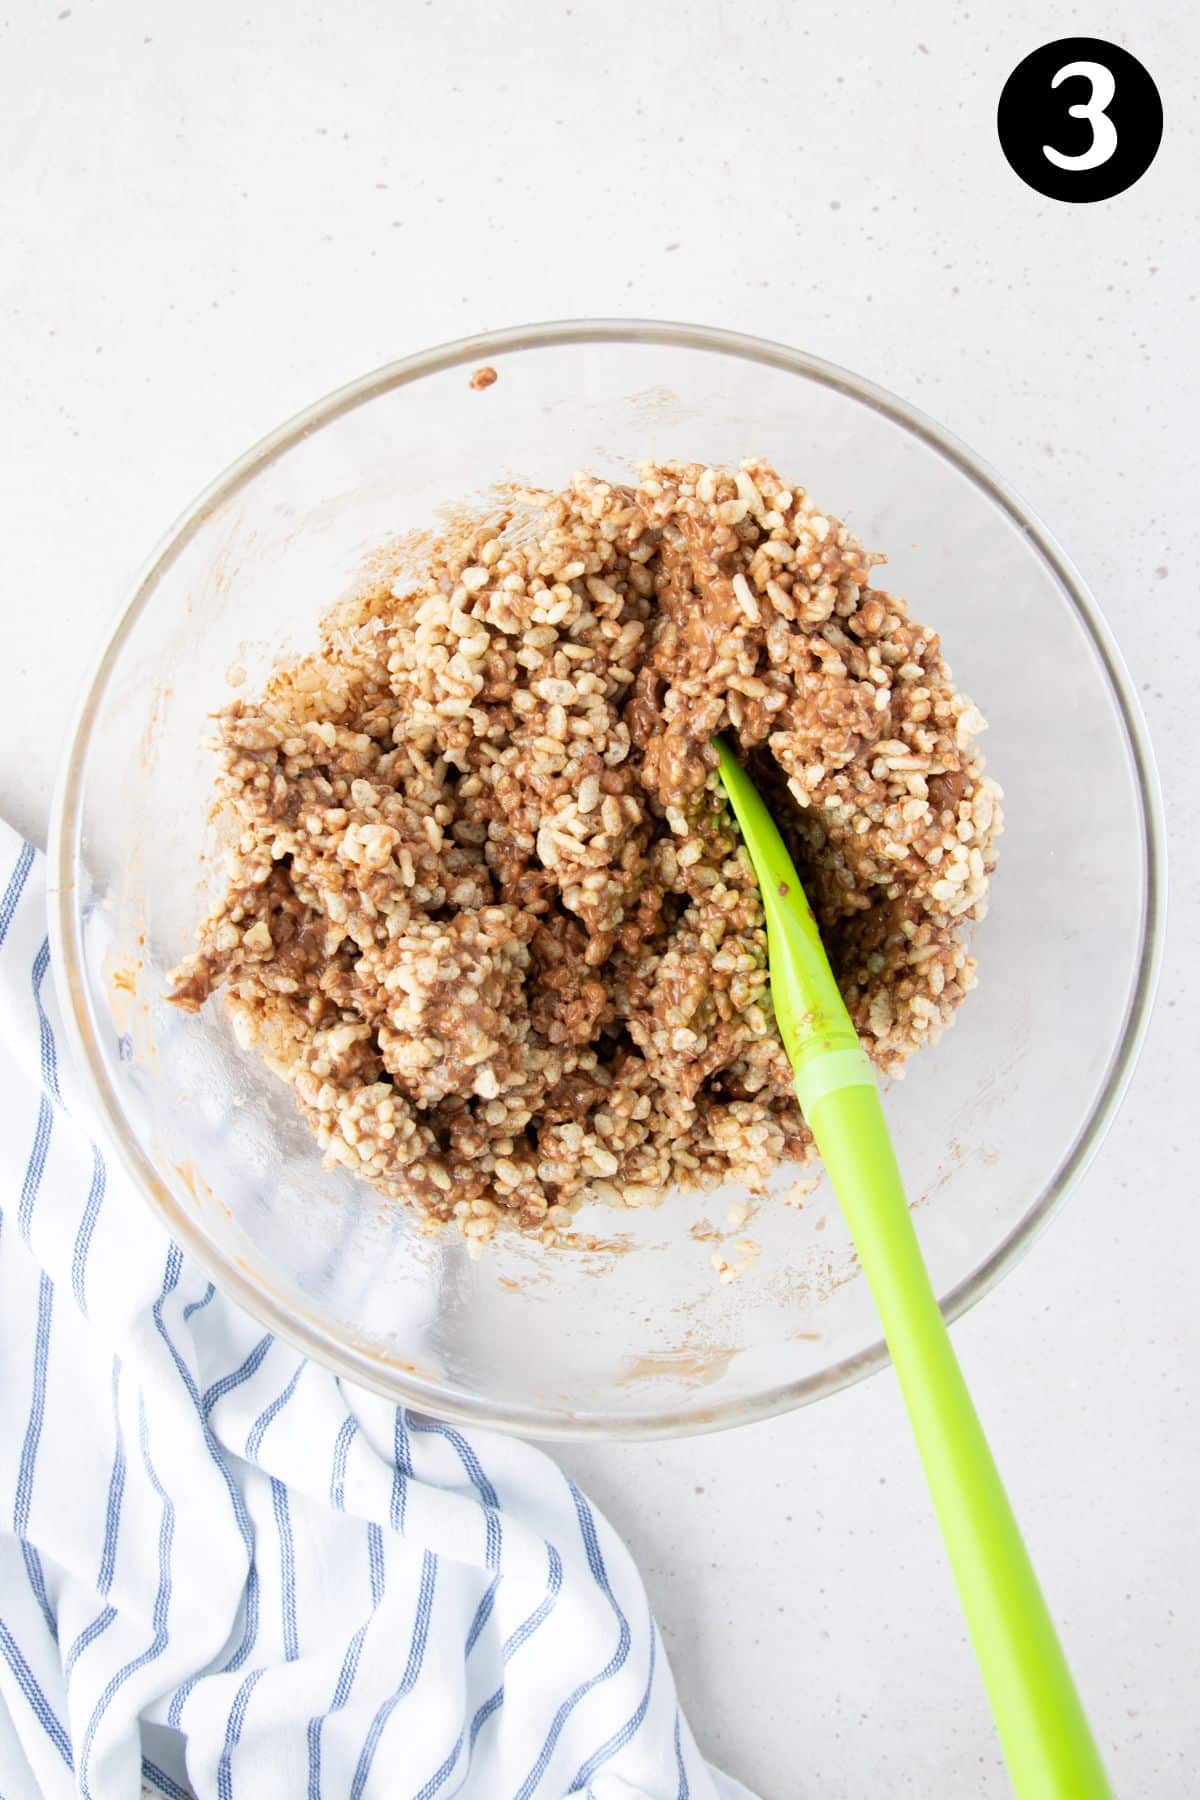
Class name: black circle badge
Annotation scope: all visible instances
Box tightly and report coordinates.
[998,38,1163,202]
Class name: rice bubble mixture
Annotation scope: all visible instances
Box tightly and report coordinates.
[170,460,1001,1248]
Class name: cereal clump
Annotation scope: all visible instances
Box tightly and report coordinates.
[170,461,1001,1244]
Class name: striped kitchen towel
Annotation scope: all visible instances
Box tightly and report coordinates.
[0,825,757,1800]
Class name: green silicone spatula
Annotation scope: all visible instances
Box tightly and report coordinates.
[714,736,1113,1800]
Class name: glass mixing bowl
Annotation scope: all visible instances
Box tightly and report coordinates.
[49,322,1163,1438]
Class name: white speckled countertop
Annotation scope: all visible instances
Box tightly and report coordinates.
[3,2,1196,1792]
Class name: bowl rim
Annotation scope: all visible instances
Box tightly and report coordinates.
[48,317,1166,1440]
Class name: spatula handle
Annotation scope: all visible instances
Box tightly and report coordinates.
[807,1078,1114,1800]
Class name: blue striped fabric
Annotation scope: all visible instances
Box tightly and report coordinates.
[0,828,756,1800]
